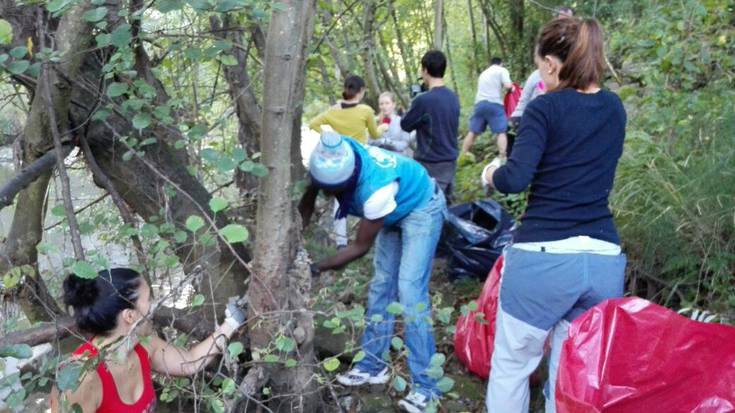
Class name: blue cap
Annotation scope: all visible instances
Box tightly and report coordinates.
[309,132,356,187]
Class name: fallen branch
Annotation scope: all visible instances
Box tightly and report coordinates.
[0,145,73,211]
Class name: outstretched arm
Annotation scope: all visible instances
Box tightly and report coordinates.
[314,217,383,271]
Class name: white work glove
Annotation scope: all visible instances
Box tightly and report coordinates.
[481,157,504,187]
[224,296,247,330]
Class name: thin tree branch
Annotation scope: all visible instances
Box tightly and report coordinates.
[38,11,84,261]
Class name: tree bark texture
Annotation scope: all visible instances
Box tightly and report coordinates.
[361,0,381,110]
[433,0,444,50]
[248,0,319,411]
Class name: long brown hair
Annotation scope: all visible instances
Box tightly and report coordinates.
[536,17,605,91]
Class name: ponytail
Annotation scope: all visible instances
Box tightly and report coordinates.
[536,18,606,91]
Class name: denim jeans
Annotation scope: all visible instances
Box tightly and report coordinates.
[486,246,626,413]
[355,185,447,397]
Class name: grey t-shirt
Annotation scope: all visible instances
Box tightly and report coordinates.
[475,65,512,105]
[511,70,545,118]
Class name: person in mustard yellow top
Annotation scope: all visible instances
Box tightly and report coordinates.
[309,75,387,248]
[309,75,386,144]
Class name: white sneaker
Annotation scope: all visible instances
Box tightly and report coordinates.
[398,391,430,413]
[335,367,390,386]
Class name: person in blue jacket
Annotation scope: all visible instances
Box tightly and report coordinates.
[299,131,446,413]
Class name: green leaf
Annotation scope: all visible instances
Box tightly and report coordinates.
[56,363,82,392]
[140,137,157,146]
[216,0,246,12]
[218,54,237,66]
[370,314,384,323]
[174,230,188,243]
[250,163,268,177]
[352,350,365,363]
[0,54,8,64]
[425,365,443,379]
[110,24,132,48]
[200,148,220,163]
[0,344,32,359]
[106,82,128,98]
[285,358,297,368]
[264,354,279,363]
[392,376,407,392]
[51,204,66,217]
[228,342,243,357]
[7,60,29,75]
[191,294,205,307]
[386,302,403,315]
[390,336,404,350]
[91,108,110,121]
[82,6,108,22]
[185,215,205,232]
[132,112,151,129]
[2,271,21,290]
[323,357,340,372]
[155,0,184,12]
[96,33,111,47]
[221,378,236,396]
[47,0,72,13]
[209,197,228,213]
[187,124,208,140]
[72,261,98,279]
[0,19,13,45]
[275,336,296,352]
[436,376,455,393]
[430,353,446,367]
[219,224,249,244]
[216,157,237,172]
[467,300,479,312]
[9,46,27,58]
[209,399,225,413]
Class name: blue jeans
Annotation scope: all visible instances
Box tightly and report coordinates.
[355,186,447,397]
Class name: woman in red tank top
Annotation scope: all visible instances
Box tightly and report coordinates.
[50,268,246,413]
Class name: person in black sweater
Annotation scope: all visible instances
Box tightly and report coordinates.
[482,18,627,413]
[401,50,460,202]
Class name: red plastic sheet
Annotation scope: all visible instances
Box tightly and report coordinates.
[504,83,522,119]
[557,297,735,413]
[453,256,503,379]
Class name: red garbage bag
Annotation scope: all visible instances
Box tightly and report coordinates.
[504,83,522,118]
[453,256,503,379]
[557,297,735,413]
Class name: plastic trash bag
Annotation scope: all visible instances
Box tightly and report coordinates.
[454,256,503,379]
[556,297,735,413]
[440,199,513,280]
[504,83,522,118]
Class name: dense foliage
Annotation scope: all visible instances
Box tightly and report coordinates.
[0,0,733,412]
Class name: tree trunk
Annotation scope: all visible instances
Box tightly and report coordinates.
[0,0,94,322]
[248,0,319,411]
[467,0,481,75]
[389,0,415,84]
[509,0,525,75]
[433,0,444,50]
[361,0,380,109]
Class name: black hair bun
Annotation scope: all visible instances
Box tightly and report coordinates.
[63,274,99,309]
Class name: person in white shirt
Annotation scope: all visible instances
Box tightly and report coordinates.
[462,57,512,156]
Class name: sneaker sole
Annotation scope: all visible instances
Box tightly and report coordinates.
[335,374,390,386]
[398,400,424,413]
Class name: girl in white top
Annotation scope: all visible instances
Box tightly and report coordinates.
[369,92,414,157]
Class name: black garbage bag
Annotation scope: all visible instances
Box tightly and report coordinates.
[439,199,514,281]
